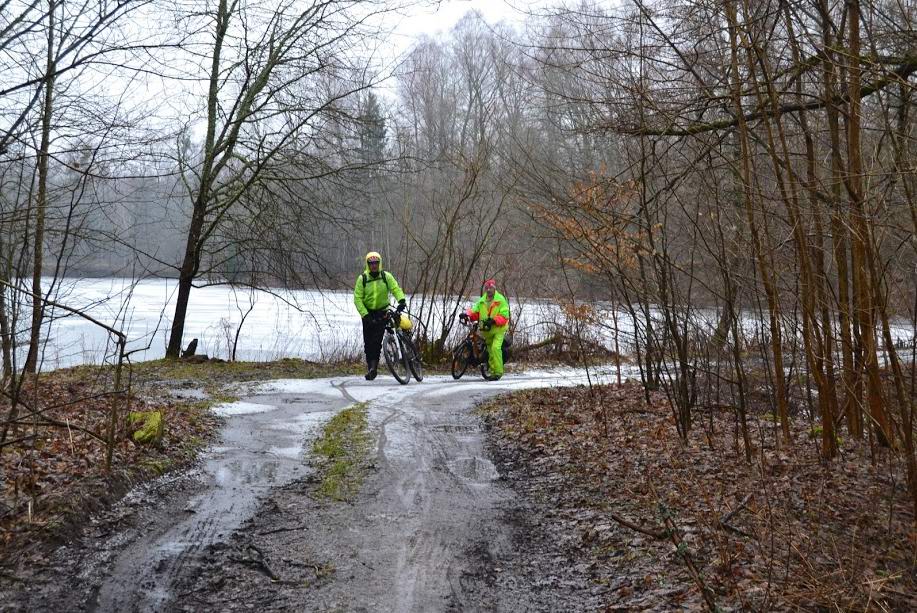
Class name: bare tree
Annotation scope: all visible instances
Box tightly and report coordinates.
[164,0,395,357]
[517,0,916,511]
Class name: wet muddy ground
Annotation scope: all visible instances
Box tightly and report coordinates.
[2,369,620,612]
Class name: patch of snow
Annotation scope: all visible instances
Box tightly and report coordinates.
[211,401,277,416]
[238,377,355,396]
[286,409,346,433]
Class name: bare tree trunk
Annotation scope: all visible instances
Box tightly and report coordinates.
[737,0,834,456]
[166,211,206,358]
[846,0,891,446]
[872,247,917,518]
[725,1,790,441]
[817,0,861,439]
[0,284,11,382]
[166,0,228,358]
[785,2,841,437]
[24,0,56,374]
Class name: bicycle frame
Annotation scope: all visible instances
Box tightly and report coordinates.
[451,318,491,379]
[381,308,423,384]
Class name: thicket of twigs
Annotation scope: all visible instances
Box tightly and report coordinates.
[483,381,915,611]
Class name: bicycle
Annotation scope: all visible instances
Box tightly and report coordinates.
[450,315,492,380]
[381,307,423,385]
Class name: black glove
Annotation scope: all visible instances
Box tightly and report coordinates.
[459,312,469,323]
[482,317,495,331]
[396,299,406,313]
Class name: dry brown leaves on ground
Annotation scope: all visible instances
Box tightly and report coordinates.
[0,371,218,558]
[481,382,916,611]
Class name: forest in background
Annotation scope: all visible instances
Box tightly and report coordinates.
[1,0,916,539]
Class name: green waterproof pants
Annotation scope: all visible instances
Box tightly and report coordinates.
[483,327,506,376]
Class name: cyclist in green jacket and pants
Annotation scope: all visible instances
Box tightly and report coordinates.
[465,278,510,380]
[354,251,406,380]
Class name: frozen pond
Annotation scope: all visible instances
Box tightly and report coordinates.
[19,278,573,369]
[10,277,915,371]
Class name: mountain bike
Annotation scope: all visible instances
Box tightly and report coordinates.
[451,315,491,380]
[382,308,423,385]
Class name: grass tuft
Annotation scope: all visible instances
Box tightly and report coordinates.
[311,402,372,501]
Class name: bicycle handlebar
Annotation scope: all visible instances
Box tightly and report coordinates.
[457,318,478,330]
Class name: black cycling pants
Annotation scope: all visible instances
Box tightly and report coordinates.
[362,310,386,364]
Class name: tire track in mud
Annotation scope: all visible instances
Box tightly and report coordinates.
[296,376,544,612]
[319,373,606,612]
[92,481,248,611]
[15,368,617,612]
[88,390,351,613]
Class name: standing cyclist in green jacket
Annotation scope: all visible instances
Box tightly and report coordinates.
[354,251,406,380]
[464,278,510,381]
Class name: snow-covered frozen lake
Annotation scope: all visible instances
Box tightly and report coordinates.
[19,278,573,369]
[10,277,915,371]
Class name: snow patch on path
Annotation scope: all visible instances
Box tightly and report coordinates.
[211,401,277,416]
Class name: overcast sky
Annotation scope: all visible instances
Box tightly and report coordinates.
[387,0,538,51]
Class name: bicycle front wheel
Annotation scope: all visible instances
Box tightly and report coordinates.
[383,331,410,385]
[401,333,423,382]
[451,344,470,380]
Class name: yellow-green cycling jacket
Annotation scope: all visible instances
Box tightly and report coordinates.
[353,259,405,318]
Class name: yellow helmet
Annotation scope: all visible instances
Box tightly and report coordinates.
[365,251,381,263]
[398,313,413,331]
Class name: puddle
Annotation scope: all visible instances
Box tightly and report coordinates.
[94,393,351,612]
[446,456,499,483]
[169,388,209,400]
[237,378,350,396]
[431,424,477,433]
[288,410,337,430]
[268,445,304,459]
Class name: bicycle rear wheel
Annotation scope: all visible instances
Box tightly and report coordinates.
[479,350,490,379]
[401,333,423,382]
[383,331,410,384]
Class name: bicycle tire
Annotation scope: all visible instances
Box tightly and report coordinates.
[479,349,490,379]
[451,344,470,380]
[402,333,423,381]
[383,331,410,385]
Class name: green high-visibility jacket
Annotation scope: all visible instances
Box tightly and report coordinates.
[469,291,510,330]
[353,261,405,318]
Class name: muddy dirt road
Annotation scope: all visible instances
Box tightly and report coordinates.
[5,369,614,612]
